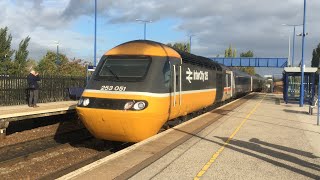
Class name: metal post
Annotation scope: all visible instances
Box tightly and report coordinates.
[136,19,152,40]
[317,72,320,126]
[292,26,296,66]
[188,34,195,53]
[144,22,146,40]
[300,0,306,107]
[94,0,97,67]
[86,65,89,85]
[282,24,303,66]
[189,36,192,53]
[56,43,59,65]
[288,35,291,66]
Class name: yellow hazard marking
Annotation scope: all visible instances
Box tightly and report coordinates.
[194,94,266,180]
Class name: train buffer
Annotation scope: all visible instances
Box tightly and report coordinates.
[59,93,320,180]
[0,101,77,139]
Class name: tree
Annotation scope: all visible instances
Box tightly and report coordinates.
[240,50,256,75]
[26,58,37,72]
[224,45,236,57]
[37,51,68,75]
[167,42,190,53]
[240,50,254,58]
[59,59,86,76]
[37,51,86,76]
[311,43,320,68]
[0,27,15,74]
[12,36,31,75]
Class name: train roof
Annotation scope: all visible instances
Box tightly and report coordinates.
[105,40,181,59]
[105,40,265,76]
[175,50,223,71]
[230,68,253,77]
[105,40,223,71]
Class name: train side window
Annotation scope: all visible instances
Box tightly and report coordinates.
[163,61,171,88]
[175,67,179,86]
[225,74,228,87]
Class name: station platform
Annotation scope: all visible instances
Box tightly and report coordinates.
[0,101,77,137]
[59,93,320,180]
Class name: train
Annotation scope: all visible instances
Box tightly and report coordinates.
[76,40,264,142]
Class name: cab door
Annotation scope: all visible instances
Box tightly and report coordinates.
[168,59,182,120]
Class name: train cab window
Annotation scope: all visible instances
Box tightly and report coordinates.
[97,57,151,81]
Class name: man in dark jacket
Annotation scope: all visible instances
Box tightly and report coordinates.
[27,70,41,107]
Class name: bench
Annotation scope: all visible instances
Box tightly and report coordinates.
[68,87,84,100]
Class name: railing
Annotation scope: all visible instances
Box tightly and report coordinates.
[0,74,86,106]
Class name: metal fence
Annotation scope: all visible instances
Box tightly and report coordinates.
[0,74,86,106]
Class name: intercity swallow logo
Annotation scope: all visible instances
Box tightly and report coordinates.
[186,68,193,83]
[186,68,208,83]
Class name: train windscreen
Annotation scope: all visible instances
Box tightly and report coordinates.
[97,57,151,81]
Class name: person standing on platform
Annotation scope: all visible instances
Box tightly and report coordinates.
[27,70,41,108]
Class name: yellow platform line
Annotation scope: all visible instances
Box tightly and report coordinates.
[194,94,266,180]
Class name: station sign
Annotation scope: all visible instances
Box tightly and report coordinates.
[87,66,96,72]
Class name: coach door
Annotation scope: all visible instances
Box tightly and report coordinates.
[225,71,232,98]
[169,60,182,119]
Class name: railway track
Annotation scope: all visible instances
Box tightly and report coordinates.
[0,129,92,166]
[0,113,133,179]
[0,126,132,179]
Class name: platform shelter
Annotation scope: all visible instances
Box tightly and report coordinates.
[283,67,317,104]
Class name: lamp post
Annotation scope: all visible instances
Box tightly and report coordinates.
[94,0,97,67]
[317,69,320,126]
[54,41,60,65]
[282,23,303,67]
[287,35,291,67]
[300,0,307,107]
[135,19,152,40]
[188,34,195,53]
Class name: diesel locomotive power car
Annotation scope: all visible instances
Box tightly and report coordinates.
[76,40,263,142]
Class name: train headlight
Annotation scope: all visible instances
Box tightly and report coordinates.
[82,98,90,106]
[124,101,134,110]
[77,98,83,106]
[133,101,146,110]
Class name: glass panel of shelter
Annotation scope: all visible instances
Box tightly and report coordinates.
[287,74,312,100]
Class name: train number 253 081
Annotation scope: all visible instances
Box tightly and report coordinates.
[100,85,127,91]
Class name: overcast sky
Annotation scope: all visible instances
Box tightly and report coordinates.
[1,0,320,75]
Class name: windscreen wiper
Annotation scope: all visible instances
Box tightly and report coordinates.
[106,66,119,80]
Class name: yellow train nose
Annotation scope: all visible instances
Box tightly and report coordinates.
[76,107,168,142]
